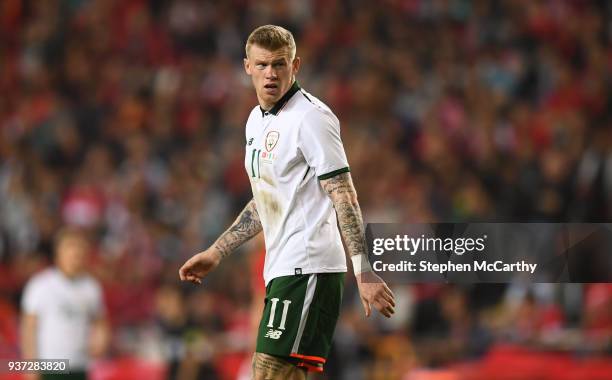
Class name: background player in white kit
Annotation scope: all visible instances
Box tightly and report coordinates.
[21,227,109,380]
[180,25,395,380]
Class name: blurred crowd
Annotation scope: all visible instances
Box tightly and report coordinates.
[0,0,611,379]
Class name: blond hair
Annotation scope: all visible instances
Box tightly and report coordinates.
[54,226,89,250]
[245,25,296,59]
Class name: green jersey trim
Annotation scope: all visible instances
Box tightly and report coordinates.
[317,167,350,180]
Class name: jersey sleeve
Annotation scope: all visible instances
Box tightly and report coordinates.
[298,109,350,180]
[21,277,44,315]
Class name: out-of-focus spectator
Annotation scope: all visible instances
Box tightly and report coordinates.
[409,286,493,367]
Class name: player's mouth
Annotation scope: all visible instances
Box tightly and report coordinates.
[263,83,279,94]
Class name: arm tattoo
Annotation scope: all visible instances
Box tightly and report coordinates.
[321,173,368,257]
[213,199,262,259]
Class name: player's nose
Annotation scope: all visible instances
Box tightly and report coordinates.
[264,66,277,79]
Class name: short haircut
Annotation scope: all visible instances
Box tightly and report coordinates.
[245,25,296,59]
[54,226,89,251]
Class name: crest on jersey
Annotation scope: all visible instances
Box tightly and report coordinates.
[265,131,280,152]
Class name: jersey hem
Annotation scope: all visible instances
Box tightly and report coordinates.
[264,267,348,286]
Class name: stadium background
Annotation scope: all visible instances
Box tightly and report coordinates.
[0,0,611,379]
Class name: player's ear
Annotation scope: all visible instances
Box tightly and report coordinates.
[244,58,252,75]
[292,56,300,76]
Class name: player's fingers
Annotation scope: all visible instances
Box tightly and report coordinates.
[183,272,200,284]
[372,288,394,307]
[376,303,392,318]
[361,298,371,318]
[373,298,392,311]
[374,299,395,317]
[384,305,394,317]
[180,267,193,281]
[383,284,395,299]
[380,304,393,318]
[190,275,202,284]
[382,291,395,307]
[179,262,194,280]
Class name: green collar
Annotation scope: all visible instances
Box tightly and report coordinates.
[260,81,301,116]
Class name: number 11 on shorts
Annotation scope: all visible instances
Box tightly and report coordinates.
[267,298,292,330]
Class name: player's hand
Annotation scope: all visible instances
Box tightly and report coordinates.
[356,271,395,318]
[179,249,222,284]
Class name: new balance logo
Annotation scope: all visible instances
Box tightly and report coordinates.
[264,329,283,340]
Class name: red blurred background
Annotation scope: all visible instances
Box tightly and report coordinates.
[0,0,611,379]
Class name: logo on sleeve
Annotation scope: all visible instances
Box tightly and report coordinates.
[265,131,280,152]
[247,138,254,146]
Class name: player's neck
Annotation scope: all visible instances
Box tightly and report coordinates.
[57,266,83,279]
[259,99,274,111]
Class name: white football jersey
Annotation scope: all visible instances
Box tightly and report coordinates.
[21,268,105,369]
[244,81,349,285]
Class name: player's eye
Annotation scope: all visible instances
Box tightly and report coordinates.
[273,62,286,68]
[256,63,266,69]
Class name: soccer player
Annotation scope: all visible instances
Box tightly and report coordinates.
[179,25,395,380]
[21,227,109,380]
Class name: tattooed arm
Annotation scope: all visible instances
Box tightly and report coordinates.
[320,172,368,257]
[179,199,262,284]
[320,172,396,318]
[213,199,262,258]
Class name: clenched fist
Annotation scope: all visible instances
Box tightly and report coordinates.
[179,249,222,284]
